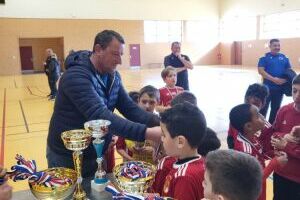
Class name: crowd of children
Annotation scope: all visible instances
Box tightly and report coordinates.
[2,65,300,200]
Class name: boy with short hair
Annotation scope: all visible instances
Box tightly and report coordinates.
[203,149,262,200]
[268,74,300,200]
[229,104,287,200]
[152,102,207,200]
[197,128,221,157]
[157,66,184,112]
[227,83,269,149]
[116,85,159,163]
[170,91,197,106]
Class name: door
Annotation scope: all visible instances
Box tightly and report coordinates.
[129,44,141,67]
[20,46,33,70]
[233,41,242,65]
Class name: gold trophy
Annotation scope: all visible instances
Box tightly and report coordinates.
[61,129,92,200]
[84,119,111,192]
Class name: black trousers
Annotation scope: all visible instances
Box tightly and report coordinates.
[260,88,284,124]
[47,76,58,96]
[273,173,300,200]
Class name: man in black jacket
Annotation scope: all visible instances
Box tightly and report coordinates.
[47,30,161,178]
[44,49,60,100]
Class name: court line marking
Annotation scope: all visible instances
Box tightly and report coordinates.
[0,89,7,166]
[19,100,29,133]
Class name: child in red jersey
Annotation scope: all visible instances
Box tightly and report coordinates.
[116,86,159,163]
[152,102,207,200]
[268,74,300,200]
[203,150,263,200]
[157,66,183,113]
[229,104,288,200]
[227,83,269,149]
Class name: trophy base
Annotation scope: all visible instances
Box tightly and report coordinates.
[91,180,109,192]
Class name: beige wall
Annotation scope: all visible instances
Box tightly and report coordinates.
[19,38,64,71]
[0,0,219,20]
[220,0,300,17]
[0,18,220,75]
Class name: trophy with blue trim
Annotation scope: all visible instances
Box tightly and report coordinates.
[84,119,111,192]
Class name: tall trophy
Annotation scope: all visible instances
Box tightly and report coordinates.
[84,119,111,192]
[61,129,92,200]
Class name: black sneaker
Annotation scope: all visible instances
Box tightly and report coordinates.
[48,95,56,101]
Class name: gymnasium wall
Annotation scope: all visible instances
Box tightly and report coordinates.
[0,0,218,20]
[219,0,300,68]
[0,18,220,75]
[19,38,64,71]
[0,0,220,75]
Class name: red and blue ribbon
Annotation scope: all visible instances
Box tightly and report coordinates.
[8,154,71,187]
[121,162,151,181]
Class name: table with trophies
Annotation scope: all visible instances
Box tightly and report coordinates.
[7,119,159,200]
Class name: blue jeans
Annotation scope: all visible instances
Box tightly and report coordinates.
[46,146,97,179]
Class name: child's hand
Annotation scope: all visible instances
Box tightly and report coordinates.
[0,167,8,184]
[271,136,287,150]
[284,134,299,143]
[275,151,288,167]
[0,183,12,200]
[291,126,300,138]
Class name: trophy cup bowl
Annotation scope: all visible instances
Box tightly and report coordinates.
[84,120,111,138]
[29,167,77,200]
[61,129,92,200]
[113,161,156,194]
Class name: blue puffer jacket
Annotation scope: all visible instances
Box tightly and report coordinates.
[47,50,159,160]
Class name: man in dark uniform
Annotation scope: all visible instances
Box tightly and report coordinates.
[164,42,193,90]
[258,39,291,123]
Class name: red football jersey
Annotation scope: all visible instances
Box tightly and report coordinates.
[159,86,184,106]
[234,133,266,200]
[153,156,205,200]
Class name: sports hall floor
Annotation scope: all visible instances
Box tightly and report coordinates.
[0,65,293,199]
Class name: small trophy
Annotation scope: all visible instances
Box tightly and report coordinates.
[61,129,92,200]
[84,119,111,192]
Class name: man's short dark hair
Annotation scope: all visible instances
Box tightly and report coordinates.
[139,85,160,102]
[244,83,269,105]
[171,41,180,48]
[206,150,262,200]
[128,91,139,103]
[160,102,207,148]
[229,104,252,134]
[197,128,221,156]
[292,74,300,85]
[170,91,197,106]
[269,38,280,45]
[93,30,125,51]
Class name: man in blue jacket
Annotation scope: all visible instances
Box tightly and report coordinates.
[46,30,161,178]
[258,39,291,124]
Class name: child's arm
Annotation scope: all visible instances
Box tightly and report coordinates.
[271,136,300,159]
[0,167,12,200]
[116,137,133,161]
[263,152,288,180]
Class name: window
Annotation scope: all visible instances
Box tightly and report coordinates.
[220,16,257,42]
[144,21,182,43]
[186,20,219,42]
[260,11,300,39]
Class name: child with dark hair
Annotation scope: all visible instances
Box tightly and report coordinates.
[197,128,221,157]
[229,104,288,200]
[170,91,197,106]
[227,83,269,149]
[267,74,300,200]
[157,66,184,113]
[116,85,159,163]
[128,91,139,103]
[203,150,262,200]
[152,102,207,200]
